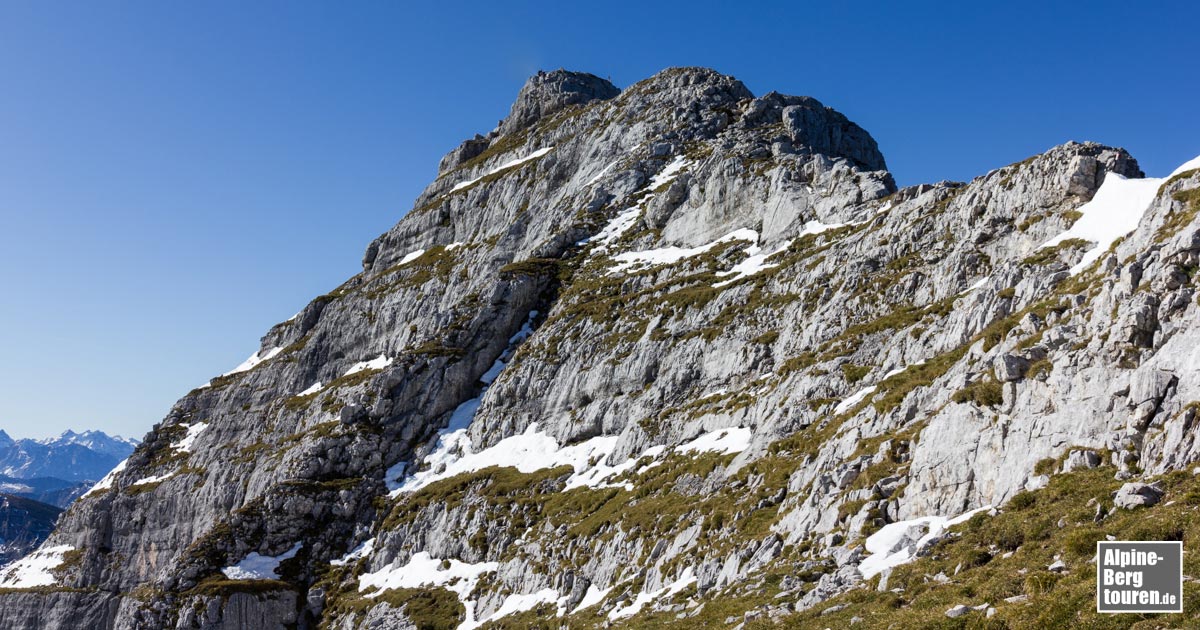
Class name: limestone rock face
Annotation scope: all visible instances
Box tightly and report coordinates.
[439,70,620,174]
[1,65,1197,629]
[499,69,620,136]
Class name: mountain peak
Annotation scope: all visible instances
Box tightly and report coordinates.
[8,64,1200,630]
[497,68,620,136]
[635,65,752,96]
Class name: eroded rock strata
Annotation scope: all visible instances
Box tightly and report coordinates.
[2,67,1198,629]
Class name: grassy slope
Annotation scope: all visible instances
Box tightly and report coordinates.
[781,466,1200,630]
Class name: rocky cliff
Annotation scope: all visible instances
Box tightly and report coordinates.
[0,66,1197,629]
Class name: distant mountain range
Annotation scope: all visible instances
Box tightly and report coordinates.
[0,430,138,507]
[0,475,87,509]
[0,430,135,567]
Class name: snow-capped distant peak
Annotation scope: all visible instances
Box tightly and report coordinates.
[1,429,140,483]
[33,430,140,462]
[38,429,139,449]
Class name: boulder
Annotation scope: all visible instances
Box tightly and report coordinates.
[1113,482,1164,509]
[1061,450,1101,472]
[995,354,1029,381]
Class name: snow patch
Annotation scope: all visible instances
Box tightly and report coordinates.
[486,589,561,625]
[584,160,618,187]
[383,460,408,492]
[82,458,128,497]
[173,422,208,453]
[331,538,375,567]
[109,422,207,490]
[610,229,758,273]
[450,147,554,193]
[712,217,866,287]
[389,295,752,495]
[798,219,849,236]
[0,544,74,588]
[221,543,302,580]
[130,471,175,487]
[677,427,752,456]
[834,386,877,415]
[345,354,392,376]
[397,424,628,494]
[358,551,499,630]
[388,311,538,495]
[399,249,425,265]
[859,506,992,579]
[564,442,662,492]
[581,157,693,251]
[574,584,612,612]
[883,361,924,380]
[397,422,751,497]
[587,207,642,249]
[714,239,792,287]
[963,277,989,293]
[608,567,696,620]
[392,399,479,495]
[223,346,283,377]
[1039,169,1170,274]
[649,155,689,189]
[298,382,323,397]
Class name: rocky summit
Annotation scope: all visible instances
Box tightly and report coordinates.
[1,66,1198,629]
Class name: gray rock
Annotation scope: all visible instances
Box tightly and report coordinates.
[945,604,971,618]
[1113,482,1164,509]
[874,475,903,498]
[829,545,863,566]
[1062,449,1101,472]
[995,354,1029,381]
[498,69,619,136]
[4,63,1196,630]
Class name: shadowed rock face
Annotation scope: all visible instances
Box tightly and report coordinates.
[751,90,887,172]
[1,65,1196,629]
[0,494,61,566]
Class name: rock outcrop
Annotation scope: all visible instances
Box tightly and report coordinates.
[0,65,1196,629]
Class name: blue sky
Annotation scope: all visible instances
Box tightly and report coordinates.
[0,1,1196,439]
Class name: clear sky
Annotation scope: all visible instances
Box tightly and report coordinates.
[0,1,1196,440]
